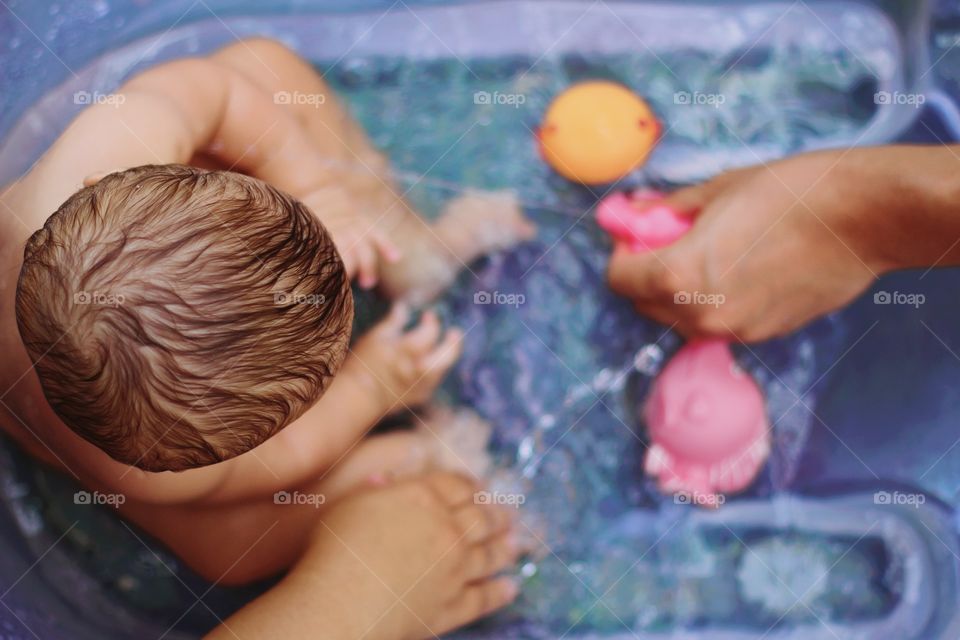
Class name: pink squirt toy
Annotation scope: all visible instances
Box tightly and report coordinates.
[597,191,770,505]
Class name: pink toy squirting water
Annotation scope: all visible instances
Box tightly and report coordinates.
[597,191,770,505]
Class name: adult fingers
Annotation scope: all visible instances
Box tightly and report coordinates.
[635,181,709,215]
[452,502,515,545]
[642,164,757,214]
[630,298,735,339]
[608,173,738,300]
[606,244,678,301]
[461,531,521,581]
[437,577,519,634]
[422,471,481,507]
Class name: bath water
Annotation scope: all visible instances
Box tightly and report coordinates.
[0,28,936,639]
[317,50,888,636]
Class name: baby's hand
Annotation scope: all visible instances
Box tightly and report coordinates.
[347,304,463,413]
[331,215,401,288]
[301,187,401,288]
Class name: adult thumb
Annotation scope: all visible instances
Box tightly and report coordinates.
[607,244,675,301]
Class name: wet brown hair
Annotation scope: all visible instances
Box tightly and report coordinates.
[15,165,353,472]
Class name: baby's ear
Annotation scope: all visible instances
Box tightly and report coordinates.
[82,170,119,187]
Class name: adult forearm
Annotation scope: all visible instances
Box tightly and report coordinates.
[205,572,353,640]
[841,145,960,272]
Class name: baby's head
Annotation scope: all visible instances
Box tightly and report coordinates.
[16,165,353,472]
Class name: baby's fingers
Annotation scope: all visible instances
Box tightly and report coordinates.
[403,310,443,353]
[374,303,410,337]
[419,328,463,374]
[371,228,402,263]
[354,240,379,289]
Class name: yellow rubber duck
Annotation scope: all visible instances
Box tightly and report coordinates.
[538,81,660,185]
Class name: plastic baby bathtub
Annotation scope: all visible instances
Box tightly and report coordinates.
[2,1,960,638]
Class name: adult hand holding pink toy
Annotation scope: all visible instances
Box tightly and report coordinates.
[598,189,770,504]
[605,148,911,342]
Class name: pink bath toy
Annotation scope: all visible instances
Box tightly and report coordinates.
[644,339,770,500]
[596,191,693,253]
[598,190,770,504]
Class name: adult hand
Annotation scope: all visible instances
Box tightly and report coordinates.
[606,147,946,341]
[209,472,522,640]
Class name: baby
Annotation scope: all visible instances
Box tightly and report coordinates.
[0,38,533,585]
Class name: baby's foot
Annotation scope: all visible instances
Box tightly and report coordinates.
[416,405,493,479]
[380,191,536,306]
[434,190,537,264]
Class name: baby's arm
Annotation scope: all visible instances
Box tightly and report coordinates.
[11,48,391,278]
[13,58,311,228]
[197,305,463,504]
[44,306,460,506]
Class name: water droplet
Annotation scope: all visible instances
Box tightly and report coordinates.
[537,414,556,430]
[563,385,592,407]
[634,344,664,375]
[592,367,616,393]
[517,436,535,463]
